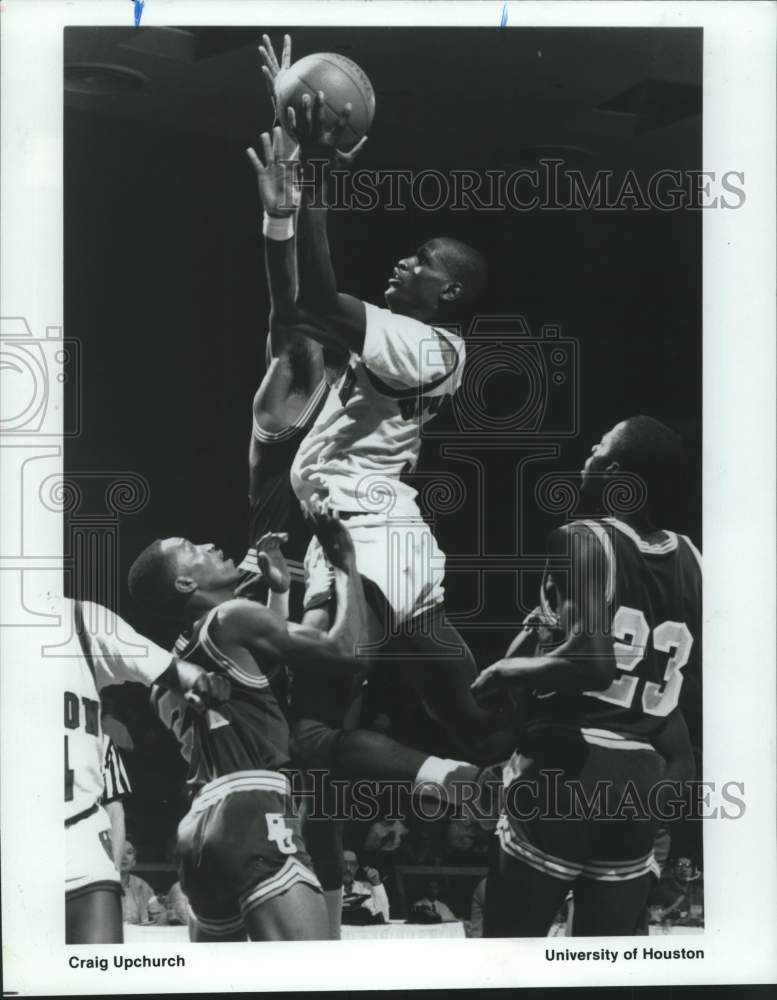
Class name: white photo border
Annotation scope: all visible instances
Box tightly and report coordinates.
[1,0,775,992]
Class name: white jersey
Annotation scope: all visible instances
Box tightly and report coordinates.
[62,597,172,823]
[290,302,465,515]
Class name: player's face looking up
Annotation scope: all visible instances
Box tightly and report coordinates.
[385,242,455,317]
[580,421,627,487]
[158,537,239,596]
[384,237,485,321]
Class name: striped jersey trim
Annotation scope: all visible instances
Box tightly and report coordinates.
[604,517,678,555]
[497,816,656,883]
[189,907,245,937]
[680,534,703,573]
[252,378,328,444]
[526,722,654,752]
[239,857,322,915]
[579,520,616,604]
[582,851,655,880]
[199,609,270,690]
[497,818,582,882]
[580,727,654,751]
[190,769,290,813]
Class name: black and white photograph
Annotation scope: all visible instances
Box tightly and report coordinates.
[1,1,775,993]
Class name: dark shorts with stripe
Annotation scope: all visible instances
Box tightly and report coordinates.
[176,770,321,937]
[498,735,665,883]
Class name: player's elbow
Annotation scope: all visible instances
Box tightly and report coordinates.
[314,635,362,673]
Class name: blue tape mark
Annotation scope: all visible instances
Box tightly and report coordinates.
[134,0,145,27]
[500,2,509,26]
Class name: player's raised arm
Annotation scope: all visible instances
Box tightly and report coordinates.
[246,125,324,425]
[256,45,369,355]
[294,99,367,354]
[472,524,617,698]
[245,127,300,330]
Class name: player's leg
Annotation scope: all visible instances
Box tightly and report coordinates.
[243,883,330,941]
[65,887,123,943]
[297,811,344,940]
[348,521,515,763]
[65,807,124,943]
[484,848,571,937]
[486,757,589,937]
[374,602,516,764]
[175,794,254,943]
[571,876,651,936]
[573,746,664,936]
[322,886,343,940]
[188,918,247,942]
[294,767,345,940]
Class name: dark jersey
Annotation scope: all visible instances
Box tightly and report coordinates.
[526,517,702,749]
[243,379,329,580]
[151,604,292,792]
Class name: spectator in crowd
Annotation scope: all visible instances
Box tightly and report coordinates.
[468,877,486,938]
[650,857,703,929]
[341,850,390,924]
[119,841,155,925]
[410,877,457,923]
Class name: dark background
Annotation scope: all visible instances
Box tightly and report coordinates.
[64,26,702,857]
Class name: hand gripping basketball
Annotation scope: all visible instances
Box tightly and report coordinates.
[286,91,368,166]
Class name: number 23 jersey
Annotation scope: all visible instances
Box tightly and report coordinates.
[530,517,702,747]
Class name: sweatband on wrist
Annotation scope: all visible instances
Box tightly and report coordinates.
[262,213,294,241]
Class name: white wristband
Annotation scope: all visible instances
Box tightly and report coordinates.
[262,213,294,241]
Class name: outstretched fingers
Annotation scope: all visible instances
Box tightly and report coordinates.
[260,35,281,75]
[245,146,264,173]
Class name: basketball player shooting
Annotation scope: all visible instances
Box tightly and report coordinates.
[246,115,484,937]
[239,37,339,615]
[255,36,511,765]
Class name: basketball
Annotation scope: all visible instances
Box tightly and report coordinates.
[275,52,376,151]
